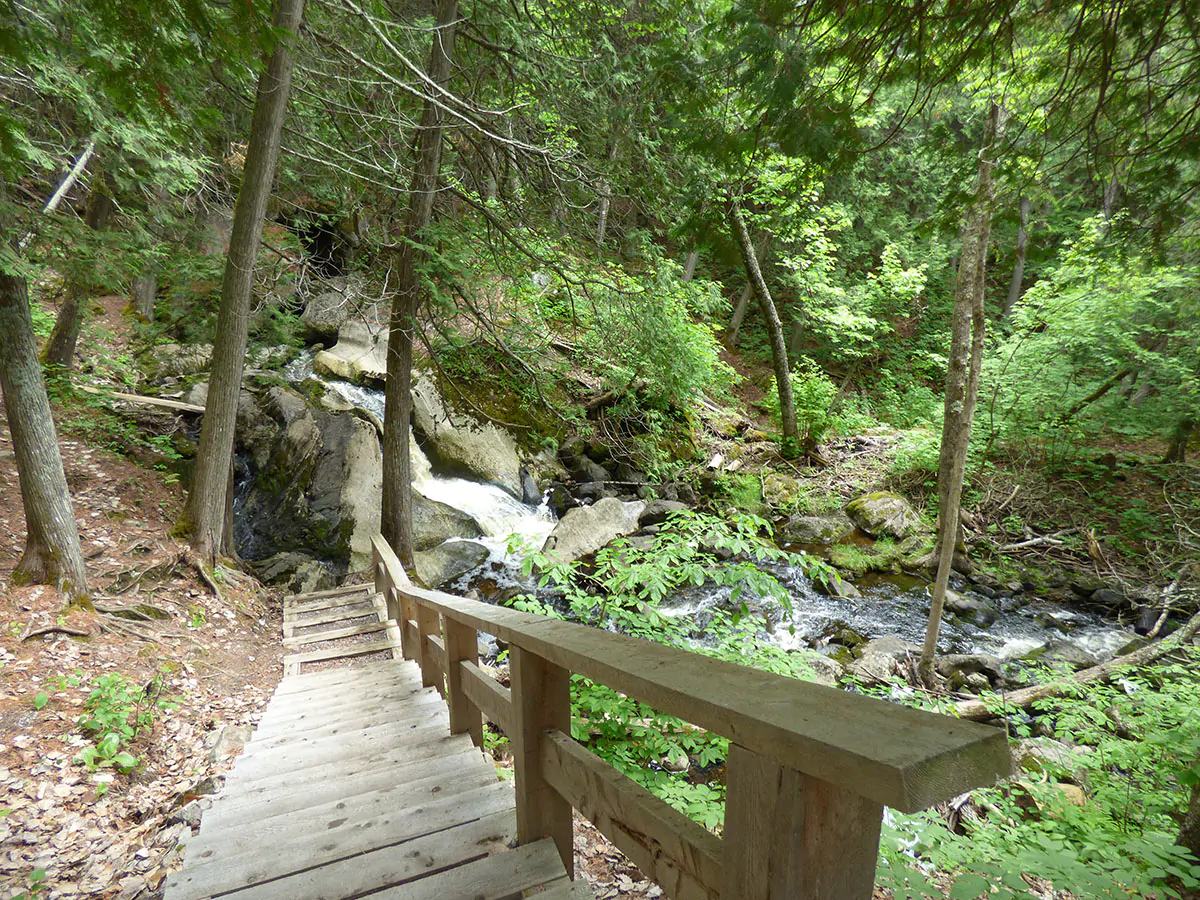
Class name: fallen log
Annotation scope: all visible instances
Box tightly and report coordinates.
[955,608,1200,721]
[78,384,205,414]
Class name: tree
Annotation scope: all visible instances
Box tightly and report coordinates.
[919,101,1003,684]
[380,0,459,568]
[176,0,305,565]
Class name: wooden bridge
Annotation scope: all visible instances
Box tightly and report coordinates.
[165,534,1011,900]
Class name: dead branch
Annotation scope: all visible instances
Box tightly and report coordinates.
[21,625,92,641]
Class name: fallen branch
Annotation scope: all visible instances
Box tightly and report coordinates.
[956,609,1200,720]
[21,624,92,641]
[997,528,1078,552]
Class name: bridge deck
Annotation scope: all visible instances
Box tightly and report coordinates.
[164,587,590,900]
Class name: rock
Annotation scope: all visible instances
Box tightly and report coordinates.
[844,492,924,539]
[411,372,523,498]
[943,589,998,627]
[301,277,359,343]
[411,495,483,551]
[167,800,204,829]
[569,457,612,484]
[822,623,867,648]
[575,481,613,501]
[146,343,212,380]
[795,652,844,687]
[541,497,645,564]
[1039,640,1099,669]
[817,572,861,599]
[313,320,388,383]
[520,469,542,505]
[639,499,688,527]
[936,653,1005,689]
[614,464,647,484]
[1069,576,1102,597]
[776,513,854,545]
[205,724,254,763]
[547,483,578,518]
[1089,587,1126,608]
[761,473,800,508]
[182,381,209,408]
[1013,737,1092,780]
[1114,635,1150,656]
[250,552,334,594]
[1053,783,1087,807]
[847,636,918,683]
[235,388,383,571]
[413,540,490,589]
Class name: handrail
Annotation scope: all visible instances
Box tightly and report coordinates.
[372,534,1010,900]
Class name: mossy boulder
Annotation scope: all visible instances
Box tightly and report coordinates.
[762,472,800,509]
[777,513,854,545]
[845,491,925,539]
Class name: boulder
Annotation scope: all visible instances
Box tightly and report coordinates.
[762,472,800,509]
[182,381,209,408]
[414,540,491,589]
[1039,640,1099,669]
[795,652,844,687]
[1013,737,1092,781]
[250,552,335,594]
[412,495,483,551]
[639,499,688,528]
[301,277,360,343]
[146,343,212,380]
[541,497,645,565]
[777,513,854,545]
[936,653,1005,689]
[411,372,523,498]
[822,573,862,599]
[845,492,924,539]
[313,320,388,383]
[520,470,542,506]
[847,636,918,683]
[1089,587,1126,609]
[943,588,998,628]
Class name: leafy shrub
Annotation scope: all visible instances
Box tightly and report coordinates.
[764,360,838,448]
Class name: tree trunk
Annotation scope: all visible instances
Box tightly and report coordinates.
[381,0,459,570]
[1181,775,1200,865]
[682,248,699,282]
[919,102,1003,684]
[729,201,798,454]
[1002,195,1030,318]
[729,233,771,344]
[0,273,89,605]
[1165,418,1193,463]
[1102,171,1122,221]
[482,141,498,203]
[788,314,804,358]
[133,274,157,321]
[177,0,304,565]
[596,143,618,246]
[43,182,115,369]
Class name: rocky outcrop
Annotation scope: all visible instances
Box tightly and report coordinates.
[413,495,483,551]
[313,320,387,383]
[638,499,688,527]
[411,372,523,498]
[943,588,998,628]
[846,635,918,683]
[301,277,360,343]
[762,473,800,509]
[146,343,212,381]
[845,492,925,539]
[541,497,645,564]
[776,513,854,544]
[936,653,1005,691]
[414,540,490,589]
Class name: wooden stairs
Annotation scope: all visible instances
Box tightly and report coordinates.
[164,585,591,900]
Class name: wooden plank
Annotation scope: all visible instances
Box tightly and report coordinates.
[721,744,883,900]
[255,683,439,730]
[370,838,569,900]
[270,658,416,694]
[281,619,389,647]
[282,600,381,629]
[248,697,445,747]
[282,592,376,615]
[536,881,598,899]
[202,745,493,829]
[220,732,475,793]
[540,729,721,900]
[228,719,452,780]
[383,572,1010,811]
[460,660,514,735]
[403,617,420,661]
[511,644,573,877]
[192,765,500,860]
[282,635,403,668]
[165,794,516,900]
[284,582,374,603]
[444,618,483,746]
[416,602,442,690]
[78,383,206,414]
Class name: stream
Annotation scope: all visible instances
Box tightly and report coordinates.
[272,354,1138,667]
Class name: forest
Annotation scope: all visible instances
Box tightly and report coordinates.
[0,0,1198,897]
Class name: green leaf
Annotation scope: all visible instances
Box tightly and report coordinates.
[33,692,49,710]
[112,751,139,772]
[948,874,991,899]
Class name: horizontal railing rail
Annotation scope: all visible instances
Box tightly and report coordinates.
[372,534,1010,900]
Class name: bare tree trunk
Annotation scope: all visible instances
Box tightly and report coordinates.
[682,247,699,282]
[381,0,459,570]
[1002,195,1030,318]
[729,200,798,454]
[920,102,1003,684]
[0,273,89,605]
[502,118,521,198]
[133,273,157,321]
[1102,171,1122,221]
[1165,418,1193,463]
[482,141,498,203]
[177,0,304,565]
[1181,774,1200,866]
[788,314,804,358]
[729,234,771,344]
[43,182,115,369]
[596,142,618,246]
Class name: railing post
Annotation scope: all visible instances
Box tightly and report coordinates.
[443,618,483,747]
[415,603,441,690]
[722,744,884,900]
[510,645,573,878]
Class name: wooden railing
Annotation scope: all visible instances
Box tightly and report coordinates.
[372,534,1010,900]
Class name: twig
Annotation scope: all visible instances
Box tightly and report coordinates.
[21,625,91,641]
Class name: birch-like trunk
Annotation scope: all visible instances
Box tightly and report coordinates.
[682,248,699,282]
[919,102,1003,684]
[0,272,89,605]
[729,234,771,344]
[381,0,459,569]
[177,0,305,565]
[729,201,798,453]
[1001,195,1031,319]
[43,181,115,369]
